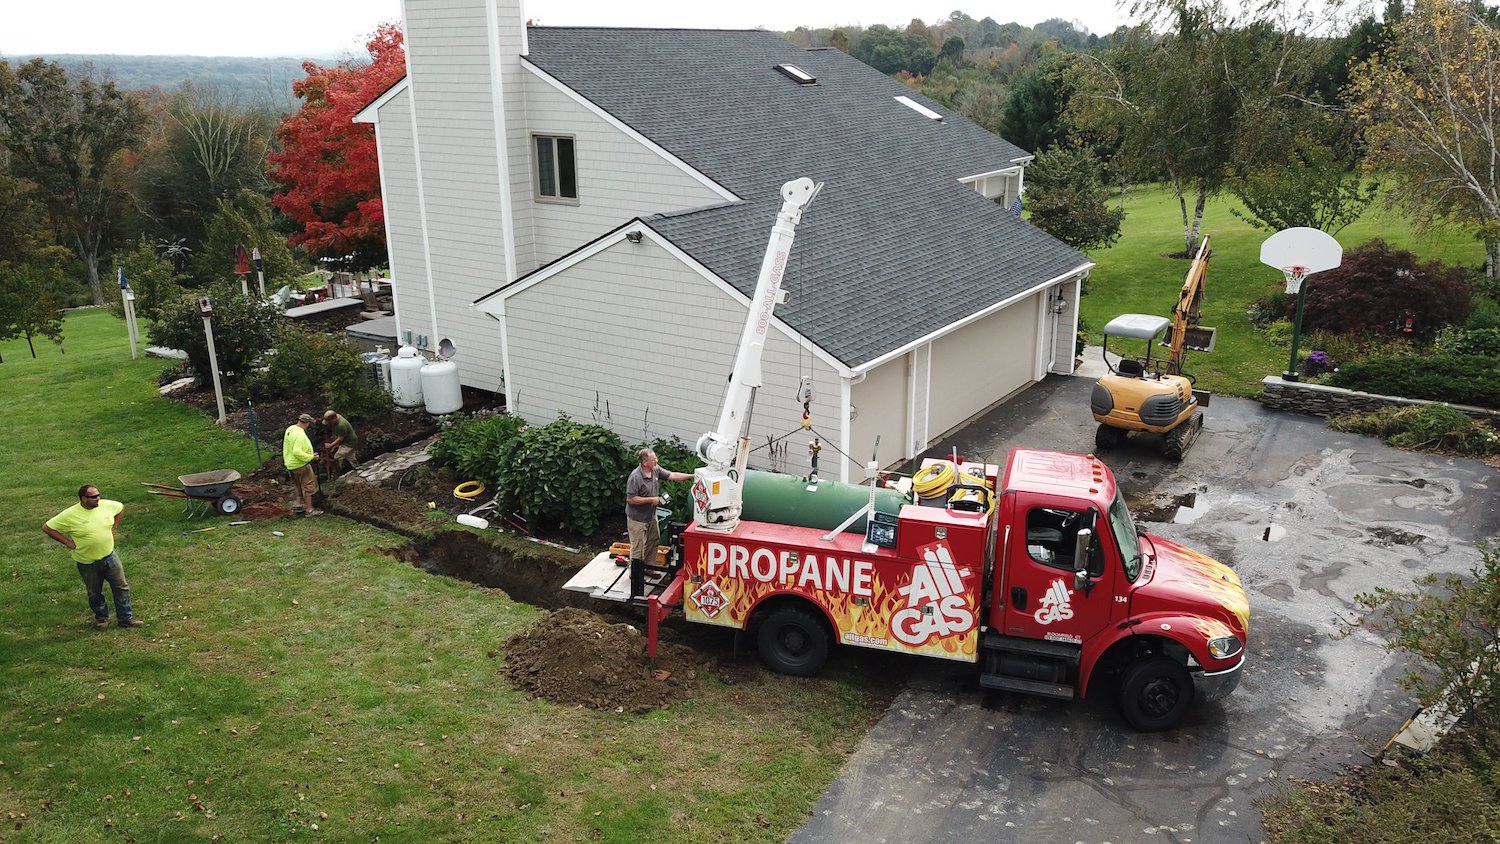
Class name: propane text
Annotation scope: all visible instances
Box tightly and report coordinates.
[704,541,874,596]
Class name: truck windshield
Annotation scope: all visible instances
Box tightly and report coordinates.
[1109,492,1143,581]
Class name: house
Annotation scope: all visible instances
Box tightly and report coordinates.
[355,0,1091,481]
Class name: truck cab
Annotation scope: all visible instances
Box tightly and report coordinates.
[982,448,1247,730]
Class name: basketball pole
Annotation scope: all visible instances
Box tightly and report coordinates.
[1284,270,1308,382]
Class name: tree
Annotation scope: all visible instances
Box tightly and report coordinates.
[130,84,276,253]
[1229,132,1377,234]
[1350,0,1500,277]
[1002,52,1077,152]
[1024,145,1126,252]
[0,59,145,306]
[192,189,299,288]
[1067,9,1242,253]
[0,245,69,360]
[268,23,406,271]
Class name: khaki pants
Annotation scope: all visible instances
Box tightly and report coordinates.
[627,517,659,563]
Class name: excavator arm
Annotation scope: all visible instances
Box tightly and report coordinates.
[1168,236,1212,375]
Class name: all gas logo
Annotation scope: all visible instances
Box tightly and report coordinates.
[1034,578,1074,625]
[891,541,977,646]
[691,580,727,618]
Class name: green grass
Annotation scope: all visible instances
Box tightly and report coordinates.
[0,310,887,842]
[1081,186,1487,397]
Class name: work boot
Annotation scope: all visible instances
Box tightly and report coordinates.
[94,618,110,629]
[120,619,145,628]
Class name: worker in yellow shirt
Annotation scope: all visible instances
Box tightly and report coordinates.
[43,484,144,629]
[284,413,320,516]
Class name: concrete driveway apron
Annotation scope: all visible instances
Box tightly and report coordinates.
[791,374,1500,844]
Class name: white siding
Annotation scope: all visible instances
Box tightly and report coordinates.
[851,359,909,470]
[516,77,727,269]
[401,0,516,390]
[503,236,839,477]
[374,88,434,347]
[926,294,1041,438]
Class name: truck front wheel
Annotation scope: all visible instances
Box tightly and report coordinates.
[1119,656,1193,731]
[756,606,829,677]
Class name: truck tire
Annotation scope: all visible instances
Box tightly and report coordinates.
[756,606,829,677]
[1095,424,1125,451]
[1119,655,1193,731]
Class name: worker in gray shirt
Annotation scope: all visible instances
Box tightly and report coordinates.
[625,448,692,596]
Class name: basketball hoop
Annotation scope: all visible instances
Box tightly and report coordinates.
[1283,266,1307,295]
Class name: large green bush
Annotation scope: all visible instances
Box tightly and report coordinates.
[494,415,631,536]
[149,281,284,381]
[1328,353,1500,408]
[429,412,529,489]
[247,325,388,418]
[108,241,180,324]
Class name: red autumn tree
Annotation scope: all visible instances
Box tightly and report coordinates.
[268,23,406,270]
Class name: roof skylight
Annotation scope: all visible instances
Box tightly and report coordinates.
[775,64,817,85]
[895,95,944,122]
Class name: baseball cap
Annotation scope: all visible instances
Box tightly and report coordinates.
[298,413,315,423]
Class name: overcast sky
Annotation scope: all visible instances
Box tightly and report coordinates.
[3,0,1141,59]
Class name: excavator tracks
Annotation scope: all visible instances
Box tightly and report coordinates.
[1162,412,1204,461]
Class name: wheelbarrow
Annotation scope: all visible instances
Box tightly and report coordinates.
[143,469,243,517]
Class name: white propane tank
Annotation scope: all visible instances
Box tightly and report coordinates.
[421,360,462,415]
[390,346,425,408]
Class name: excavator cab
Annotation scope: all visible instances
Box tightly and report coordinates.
[1090,314,1206,461]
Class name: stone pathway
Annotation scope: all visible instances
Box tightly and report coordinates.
[349,435,436,483]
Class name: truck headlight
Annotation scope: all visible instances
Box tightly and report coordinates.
[1207,636,1243,660]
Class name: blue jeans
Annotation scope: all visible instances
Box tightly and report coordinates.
[77,552,133,625]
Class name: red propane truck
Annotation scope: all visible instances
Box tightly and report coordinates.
[564,178,1248,731]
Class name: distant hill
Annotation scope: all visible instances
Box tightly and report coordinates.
[3,54,341,111]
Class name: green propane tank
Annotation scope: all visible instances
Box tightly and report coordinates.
[741,470,908,533]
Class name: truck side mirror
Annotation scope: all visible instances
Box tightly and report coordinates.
[1073,528,1094,593]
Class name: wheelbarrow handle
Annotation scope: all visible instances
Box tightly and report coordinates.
[141,481,183,491]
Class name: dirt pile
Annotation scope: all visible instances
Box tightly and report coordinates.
[502,607,706,713]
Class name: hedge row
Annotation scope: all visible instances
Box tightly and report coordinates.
[1328,354,1500,409]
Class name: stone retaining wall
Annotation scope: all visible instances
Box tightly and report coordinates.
[1258,376,1500,420]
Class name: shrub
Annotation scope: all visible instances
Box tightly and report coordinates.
[1449,328,1500,357]
[108,241,180,324]
[1466,294,1500,330]
[149,281,284,381]
[1305,328,1420,366]
[1328,353,1500,408]
[1350,544,1500,741]
[1263,319,1294,347]
[1265,240,1470,339]
[1329,405,1500,456]
[494,415,632,536]
[247,326,388,418]
[429,412,529,489]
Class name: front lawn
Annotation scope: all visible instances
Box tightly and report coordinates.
[1081,186,1487,397]
[0,310,889,841]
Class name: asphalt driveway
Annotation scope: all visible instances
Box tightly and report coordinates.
[791,374,1500,844]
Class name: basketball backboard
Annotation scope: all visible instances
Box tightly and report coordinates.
[1260,227,1342,275]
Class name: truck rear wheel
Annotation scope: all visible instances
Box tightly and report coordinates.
[756,606,829,677]
[1119,655,1193,731]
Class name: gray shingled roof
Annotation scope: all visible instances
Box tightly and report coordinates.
[524,27,1089,369]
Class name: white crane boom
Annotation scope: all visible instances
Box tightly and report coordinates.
[691,177,821,530]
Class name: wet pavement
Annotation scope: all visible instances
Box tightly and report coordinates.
[791,374,1500,844]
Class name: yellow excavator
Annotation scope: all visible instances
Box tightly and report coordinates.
[1090,236,1215,461]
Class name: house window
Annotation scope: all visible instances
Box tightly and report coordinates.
[534,135,577,202]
